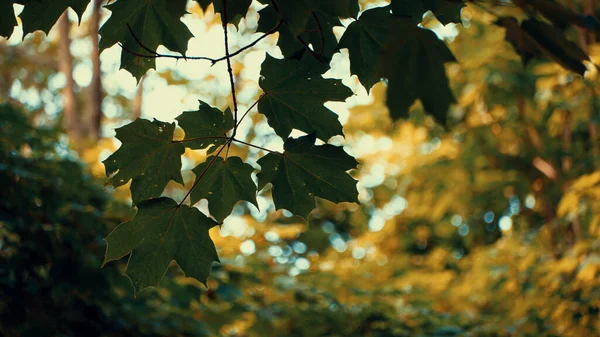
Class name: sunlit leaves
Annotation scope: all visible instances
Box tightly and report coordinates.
[103,197,219,292]
[191,156,257,222]
[17,0,88,35]
[99,0,192,80]
[381,19,456,124]
[103,119,184,204]
[257,134,359,220]
[176,101,233,152]
[337,6,392,91]
[258,55,352,141]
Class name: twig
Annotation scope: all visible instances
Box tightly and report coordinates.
[212,21,282,64]
[311,12,325,57]
[222,0,239,157]
[237,93,266,126]
[297,36,325,64]
[232,138,282,154]
[179,140,232,207]
[173,136,229,144]
[120,21,282,64]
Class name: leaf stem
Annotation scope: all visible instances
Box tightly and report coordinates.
[237,93,266,127]
[232,138,282,154]
[179,140,231,207]
[173,136,229,143]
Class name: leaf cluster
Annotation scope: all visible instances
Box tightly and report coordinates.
[3,0,599,291]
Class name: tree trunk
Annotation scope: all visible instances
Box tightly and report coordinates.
[88,0,103,140]
[131,75,144,120]
[57,12,79,140]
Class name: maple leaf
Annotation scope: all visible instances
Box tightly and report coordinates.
[176,100,234,152]
[17,0,88,35]
[258,55,352,141]
[391,0,464,25]
[191,156,258,222]
[381,18,456,124]
[98,0,193,81]
[256,0,356,62]
[337,6,392,91]
[194,0,252,27]
[103,118,185,204]
[103,197,219,293]
[257,133,359,220]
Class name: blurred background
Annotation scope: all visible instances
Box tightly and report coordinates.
[3,0,600,336]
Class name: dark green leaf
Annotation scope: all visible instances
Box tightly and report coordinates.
[103,119,185,203]
[257,5,304,59]
[256,0,350,61]
[17,0,89,35]
[337,6,392,91]
[213,0,252,27]
[381,19,456,124]
[176,100,234,152]
[195,0,212,11]
[103,197,219,292]
[391,0,463,25]
[0,1,16,38]
[257,134,358,220]
[191,156,257,221]
[521,18,589,75]
[258,55,352,141]
[99,0,192,81]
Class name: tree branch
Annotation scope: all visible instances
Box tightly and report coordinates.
[120,22,282,65]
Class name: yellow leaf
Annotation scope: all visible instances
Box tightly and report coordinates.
[576,263,597,283]
[557,192,579,218]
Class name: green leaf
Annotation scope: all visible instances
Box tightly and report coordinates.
[521,18,590,75]
[103,197,219,292]
[256,0,353,61]
[195,0,211,11]
[193,0,251,27]
[381,19,456,124]
[213,0,252,27]
[103,118,185,203]
[257,133,359,220]
[258,55,352,141]
[318,0,359,19]
[337,6,392,91]
[391,0,463,25]
[176,100,234,152]
[17,0,89,35]
[0,0,16,38]
[191,156,257,222]
[98,0,193,81]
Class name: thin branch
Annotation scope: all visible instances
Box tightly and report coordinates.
[120,21,281,64]
[179,139,232,207]
[222,0,239,145]
[237,93,266,127]
[118,42,215,61]
[126,24,159,56]
[211,21,283,64]
[173,136,229,144]
[232,138,282,154]
[311,12,325,57]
